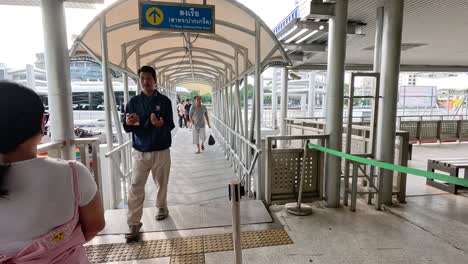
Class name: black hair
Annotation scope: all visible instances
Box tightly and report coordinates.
[0,81,45,198]
[138,66,157,81]
[186,99,190,102]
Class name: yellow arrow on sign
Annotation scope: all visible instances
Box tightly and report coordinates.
[145,7,164,26]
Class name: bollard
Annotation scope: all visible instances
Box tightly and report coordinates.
[229,178,242,264]
[285,140,313,216]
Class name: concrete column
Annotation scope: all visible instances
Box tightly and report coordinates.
[280,68,288,136]
[272,68,278,128]
[40,0,75,160]
[325,0,348,208]
[308,72,316,117]
[376,0,404,206]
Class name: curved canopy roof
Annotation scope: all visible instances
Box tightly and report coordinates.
[71,0,290,89]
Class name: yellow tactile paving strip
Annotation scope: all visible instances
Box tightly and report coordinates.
[172,236,204,255]
[203,233,234,252]
[171,253,205,264]
[104,242,142,262]
[85,244,113,263]
[85,228,293,263]
[139,239,173,259]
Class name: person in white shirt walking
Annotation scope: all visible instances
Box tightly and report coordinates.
[177,101,186,128]
[189,96,211,154]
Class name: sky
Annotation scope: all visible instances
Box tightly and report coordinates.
[0,0,296,68]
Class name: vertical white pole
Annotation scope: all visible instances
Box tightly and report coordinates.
[255,21,263,200]
[229,179,242,264]
[272,68,278,128]
[308,72,316,117]
[243,54,250,196]
[260,75,265,127]
[280,68,288,135]
[301,94,307,113]
[136,48,141,94]
[100,15,117,208]
[40,0,75,160]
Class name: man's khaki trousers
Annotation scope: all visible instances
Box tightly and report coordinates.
[127,148,171,226]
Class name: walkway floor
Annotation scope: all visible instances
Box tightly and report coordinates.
[87,132,468,263]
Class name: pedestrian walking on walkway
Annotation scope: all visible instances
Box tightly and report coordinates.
[177,101,186,128]
[184,99,192,129]
[123,66,175,242]
[189,96,211,154]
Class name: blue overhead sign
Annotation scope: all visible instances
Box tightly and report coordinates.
[139,1,215,33]
[272,7,299,34]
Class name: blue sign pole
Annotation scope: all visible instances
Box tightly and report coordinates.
[139,1,215,33]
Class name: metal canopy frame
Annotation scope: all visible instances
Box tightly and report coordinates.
[67,0,293,207]
[70,0,291,89]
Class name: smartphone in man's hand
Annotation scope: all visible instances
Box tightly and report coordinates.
[126,113,140,126]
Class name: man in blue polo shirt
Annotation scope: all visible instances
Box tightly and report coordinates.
[123,66,175,242]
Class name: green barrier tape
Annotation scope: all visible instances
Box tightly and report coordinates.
[308,143,468,188]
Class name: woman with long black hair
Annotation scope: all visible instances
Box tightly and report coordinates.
[0,81,105,263]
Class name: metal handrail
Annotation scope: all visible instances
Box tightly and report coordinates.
[398,114,468,118]
[105,140,132,158]
[74,137,101,144]
[37,141,65,153]
[267,134,329,141]
[210,125,260,176]
[210,113,261,153]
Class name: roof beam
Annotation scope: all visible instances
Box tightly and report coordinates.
[158,60,225,74]
[163,66,221,76]
[169,72,218,81]
[147,50,232,70]
[169,72,219,80]
[161,67,221,77]
[160,66,222,78]
[152,55,232,71]
[173,78,215,84]
[171,75,217,83]
[125,32,247,63]
[282,43,327,52]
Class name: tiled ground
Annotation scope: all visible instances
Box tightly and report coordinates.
[89,131,468,263]
[143,128,236,207]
